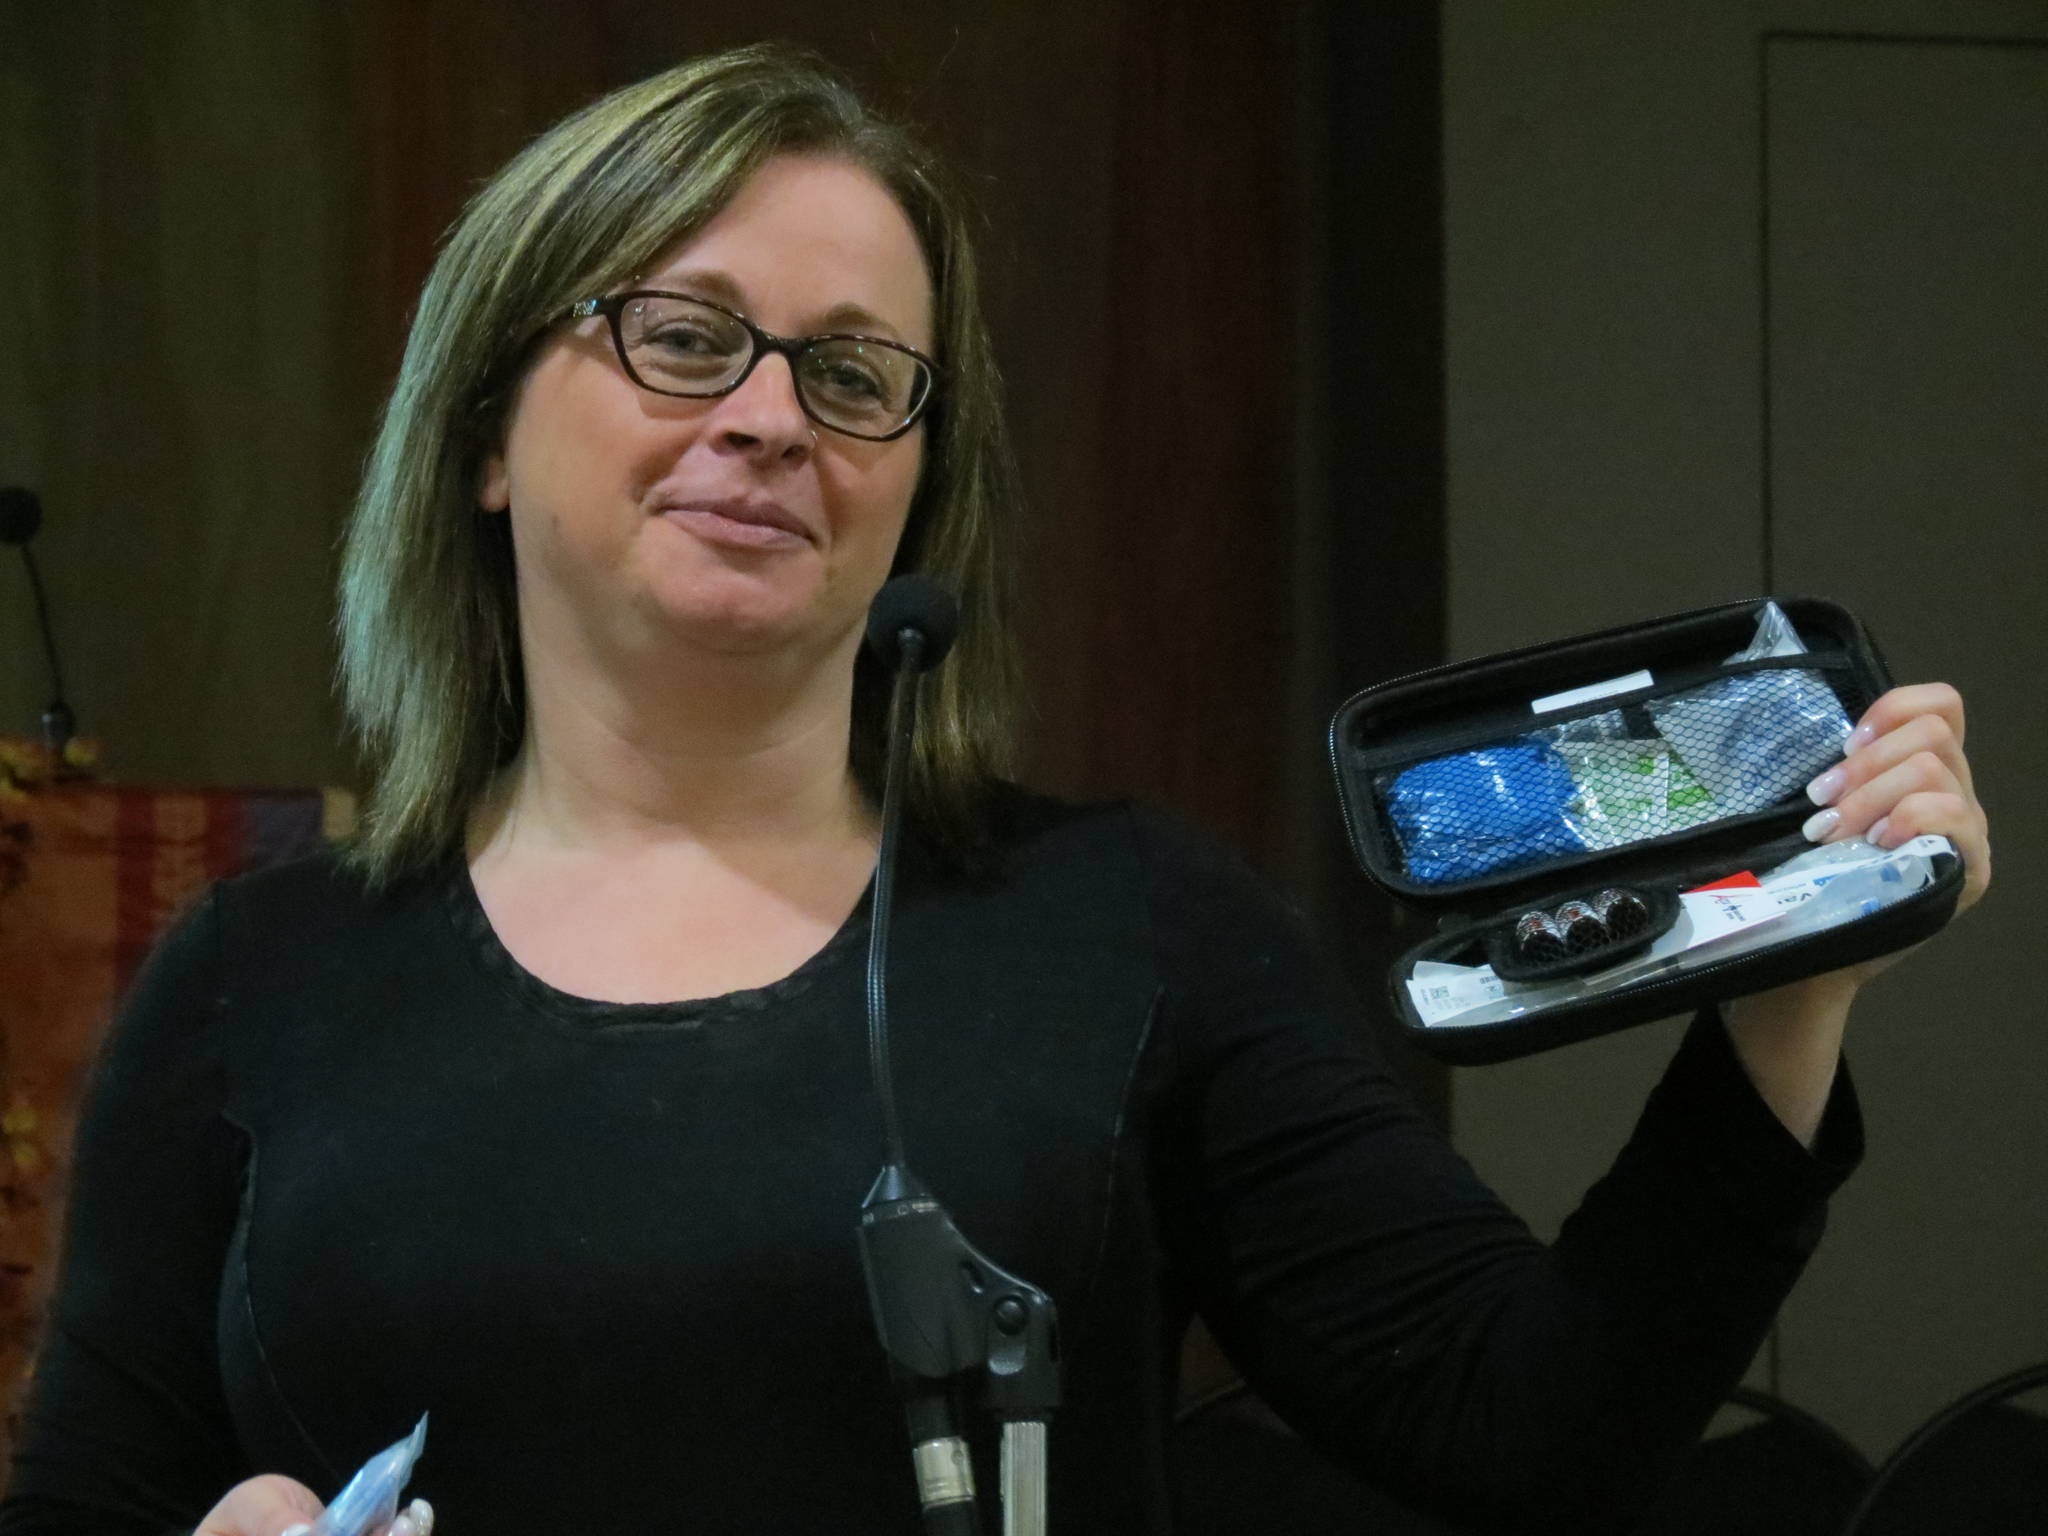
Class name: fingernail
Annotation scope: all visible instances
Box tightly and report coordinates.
[410,1501,435,1536]
[1848,720,1878,750]
[281,1526,312,1536]
[1867,816,1891,848]
[1806,767,1846,806]
[1802,807,1841,843]
[390,1519,415,1536]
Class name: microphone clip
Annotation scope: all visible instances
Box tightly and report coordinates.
[858,1163,1061,1424]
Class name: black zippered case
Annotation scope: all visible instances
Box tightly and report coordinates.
[1328,596,1966,1066]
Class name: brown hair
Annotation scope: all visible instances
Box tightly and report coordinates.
[337,44,1022,883]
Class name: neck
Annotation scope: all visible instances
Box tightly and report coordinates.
[471,621,875,865]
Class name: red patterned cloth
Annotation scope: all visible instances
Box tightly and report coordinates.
[0,748,349,1463]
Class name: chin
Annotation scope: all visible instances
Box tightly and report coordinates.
[643,569,849,657]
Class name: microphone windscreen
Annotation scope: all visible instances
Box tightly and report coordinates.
[0,487,42,547]
[865,575,960,673]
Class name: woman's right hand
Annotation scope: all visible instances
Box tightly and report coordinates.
[196,1476,433,1536]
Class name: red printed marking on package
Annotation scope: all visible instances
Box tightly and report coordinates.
[1687,871,1762,893]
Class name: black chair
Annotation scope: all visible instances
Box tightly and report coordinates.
[1630,1386,1876,1536]
[1841,1362,2048,1536]
[1170,1380,1886,1534]
[1168,1382,1476,1535]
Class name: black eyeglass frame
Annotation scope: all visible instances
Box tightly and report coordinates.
[566,291,939,443]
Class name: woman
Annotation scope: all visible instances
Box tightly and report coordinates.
[0,44,1991,1536]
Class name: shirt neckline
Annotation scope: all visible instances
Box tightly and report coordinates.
[439,853,873,1032]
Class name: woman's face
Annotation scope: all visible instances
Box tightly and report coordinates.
[479,154,933,671]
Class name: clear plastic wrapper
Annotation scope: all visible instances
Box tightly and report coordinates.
[1552,738,1718,850]
[1542,707,1636,744]
[309,1415,428,1536]
[1735,599,1808,661]
[1643,600,1853,814]
[1644,669,1850,815]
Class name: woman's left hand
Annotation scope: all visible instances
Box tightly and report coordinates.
[1797,680,1993,989]
[1722,682,1989,1144]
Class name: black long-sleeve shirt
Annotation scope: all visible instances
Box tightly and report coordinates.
[0,795,1859,1534]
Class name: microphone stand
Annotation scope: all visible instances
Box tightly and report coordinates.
[856,626,1061,1536]
[22,539,76,765]
[0,488,78,765]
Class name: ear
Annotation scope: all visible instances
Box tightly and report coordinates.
[478,451,510,514]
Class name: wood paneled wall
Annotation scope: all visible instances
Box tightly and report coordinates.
[0,4,1448,1097]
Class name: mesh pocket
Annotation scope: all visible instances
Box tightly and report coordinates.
[1381,738,1586,884]
[1645,668,1851,814]
[1378,667,1852,885]
[1552,739,1718,850]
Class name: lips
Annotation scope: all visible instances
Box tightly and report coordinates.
[657,496,813,548]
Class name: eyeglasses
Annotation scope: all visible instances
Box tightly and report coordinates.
[566,291,938,442]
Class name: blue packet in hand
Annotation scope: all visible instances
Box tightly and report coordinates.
[308,1414,428,1536]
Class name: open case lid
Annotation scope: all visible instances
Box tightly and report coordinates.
[1328,596,1896,917]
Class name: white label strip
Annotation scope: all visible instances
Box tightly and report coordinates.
[1530,669,1653,715]
[1406,962,1508,1026]
[1678,884,1785,941]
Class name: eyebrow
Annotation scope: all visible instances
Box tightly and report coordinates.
[648,267,910,344]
